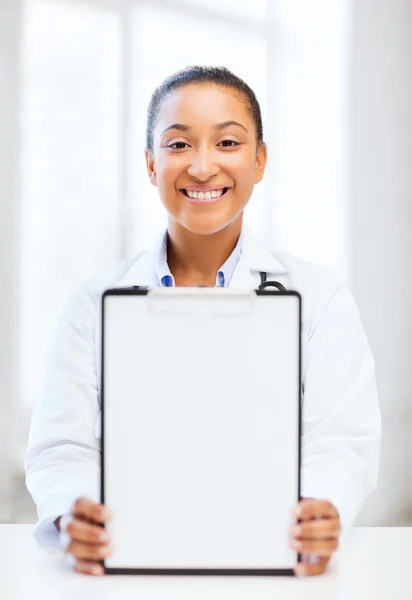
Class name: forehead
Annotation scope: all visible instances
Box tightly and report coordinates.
[155,84,251,130]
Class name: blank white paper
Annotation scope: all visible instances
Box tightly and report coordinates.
[102,289,300,570]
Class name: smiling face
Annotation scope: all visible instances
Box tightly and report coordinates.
[145,83,267,236]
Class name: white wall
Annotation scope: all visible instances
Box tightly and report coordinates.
[0,0,22,500]
[349,0,412,525]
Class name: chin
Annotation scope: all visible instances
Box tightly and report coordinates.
[179,214,239,236]
[164,194,247,236]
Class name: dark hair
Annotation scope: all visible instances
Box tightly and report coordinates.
[146,65,263,153]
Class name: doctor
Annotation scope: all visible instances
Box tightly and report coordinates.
[26,65,381,577]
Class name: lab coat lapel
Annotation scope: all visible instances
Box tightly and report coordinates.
[229,225,288,288]
[115,238,161,288]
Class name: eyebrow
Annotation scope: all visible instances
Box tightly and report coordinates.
[216,120,248,133]
[161,120,248,135]
[161,123,190,135]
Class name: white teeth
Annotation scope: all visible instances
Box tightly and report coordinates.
[185,188,227,199]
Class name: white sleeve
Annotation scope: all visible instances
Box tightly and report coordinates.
[25,284,100,549]
[300,278,382,546]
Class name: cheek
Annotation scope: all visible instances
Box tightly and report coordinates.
[224,150,256,179]
[155,158,182,189]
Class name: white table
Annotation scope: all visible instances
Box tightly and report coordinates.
[0,526,409,600]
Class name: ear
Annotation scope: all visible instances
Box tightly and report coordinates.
[254,142,267,184]
[145,150,158,186]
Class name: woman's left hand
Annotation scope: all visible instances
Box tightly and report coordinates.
[289,498,341,576]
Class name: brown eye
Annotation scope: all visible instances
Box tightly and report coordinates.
[218,140,239,148]
[168,142,189,149]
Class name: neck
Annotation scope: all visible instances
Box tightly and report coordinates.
[167,216,243,287]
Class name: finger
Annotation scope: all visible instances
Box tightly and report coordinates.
[290,518,341,540]
[290,537,339,556]
[72,498,110,525]
[67,540,111,562]
[73,560,105,576]
[292,499,339,521]
[295,556,329,577]
[67,518,110,545]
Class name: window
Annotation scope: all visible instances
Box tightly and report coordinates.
[21,0,121,405]
[271,0,349,274]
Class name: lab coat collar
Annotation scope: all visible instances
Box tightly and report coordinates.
[116,224,287,289]
[241,225,287,276]
[228,225,287,287]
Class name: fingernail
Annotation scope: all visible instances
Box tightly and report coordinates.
[292,506,302,518]
[66,554,76,567]
[99,531,109,542]
[291,525,301,537]
[91,566,103,576]
[291,540,303,550]
[295,564,306,577]
[307,553,320,565]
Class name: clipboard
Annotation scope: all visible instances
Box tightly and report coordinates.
[100,287,302,575]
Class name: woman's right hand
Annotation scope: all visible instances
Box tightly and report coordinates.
[55,497,111,576]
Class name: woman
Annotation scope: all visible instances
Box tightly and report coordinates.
[26,66,381,577]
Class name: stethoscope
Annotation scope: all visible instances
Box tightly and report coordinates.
[259,271,305,399]
[258,271,287,292]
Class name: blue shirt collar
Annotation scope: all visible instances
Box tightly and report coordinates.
[156,229,243,288]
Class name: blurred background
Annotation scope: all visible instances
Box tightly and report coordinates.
[0,0,410,526]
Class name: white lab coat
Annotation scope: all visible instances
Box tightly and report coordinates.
[26,226,381,549]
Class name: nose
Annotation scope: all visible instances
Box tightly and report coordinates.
[187,148,219,180]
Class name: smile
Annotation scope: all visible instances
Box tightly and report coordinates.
[180,187,231,200]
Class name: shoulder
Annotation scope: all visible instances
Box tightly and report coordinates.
[271,249,353,334]
[275,249,343,292]
[62,249,150,319]
[89,250,147,296]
